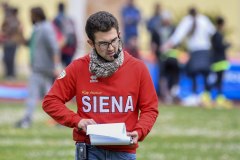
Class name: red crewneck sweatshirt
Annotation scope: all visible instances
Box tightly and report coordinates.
[42,51,159,153]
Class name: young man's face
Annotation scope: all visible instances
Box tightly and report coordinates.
[89,28,120,62]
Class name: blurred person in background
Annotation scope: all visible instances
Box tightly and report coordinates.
[42,11,158,160]
[53,2,77,67]
[1,4,23,80]
[146,3,162,63]
[15,7,61,128]
[210,16,232,109]
[158,11,180,105]
[121,0,141,58]
[162,7,215,107]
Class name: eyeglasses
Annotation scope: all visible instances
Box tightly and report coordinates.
[95,37,120,50]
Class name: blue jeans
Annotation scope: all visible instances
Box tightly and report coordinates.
[75,143,136,160]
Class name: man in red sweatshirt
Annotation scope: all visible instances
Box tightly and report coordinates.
[42,11,159,160]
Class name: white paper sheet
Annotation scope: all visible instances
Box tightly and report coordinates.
[86,123,132,145]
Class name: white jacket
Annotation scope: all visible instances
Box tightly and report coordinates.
[169,14,215,52]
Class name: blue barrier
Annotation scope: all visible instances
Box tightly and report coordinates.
[144,61,160,94]
[0,85,28,100]
[223,65,240,100]
[145,61,240,100]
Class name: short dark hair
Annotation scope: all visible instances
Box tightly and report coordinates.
[11,7,18,15]
[189,7,197,17]
[85,11,119,41]
[31,7,46,22]
[216,16,224,26]
[58,3,64,12]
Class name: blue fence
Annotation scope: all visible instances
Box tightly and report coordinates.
[145,61,240,100]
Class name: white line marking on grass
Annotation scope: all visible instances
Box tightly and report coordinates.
[0,139,73,146]
[150,127,240,138]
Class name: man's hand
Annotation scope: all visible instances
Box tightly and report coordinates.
[127,131,139,145]
[77,119,97,132]
[54,64,63,78]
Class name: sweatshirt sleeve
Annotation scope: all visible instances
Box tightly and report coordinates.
[168,16,192,46]
[42,61,81,128]
[133,62,159,141]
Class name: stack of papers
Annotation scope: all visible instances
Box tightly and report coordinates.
[87,123,132,145]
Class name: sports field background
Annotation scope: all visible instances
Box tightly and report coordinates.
[0,1,240,159]
[0,102,240,160]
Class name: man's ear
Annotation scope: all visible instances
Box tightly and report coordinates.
[87,40,94,48]
[118,31,121,38]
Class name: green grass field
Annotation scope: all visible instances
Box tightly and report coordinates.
[0,102,240,160]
